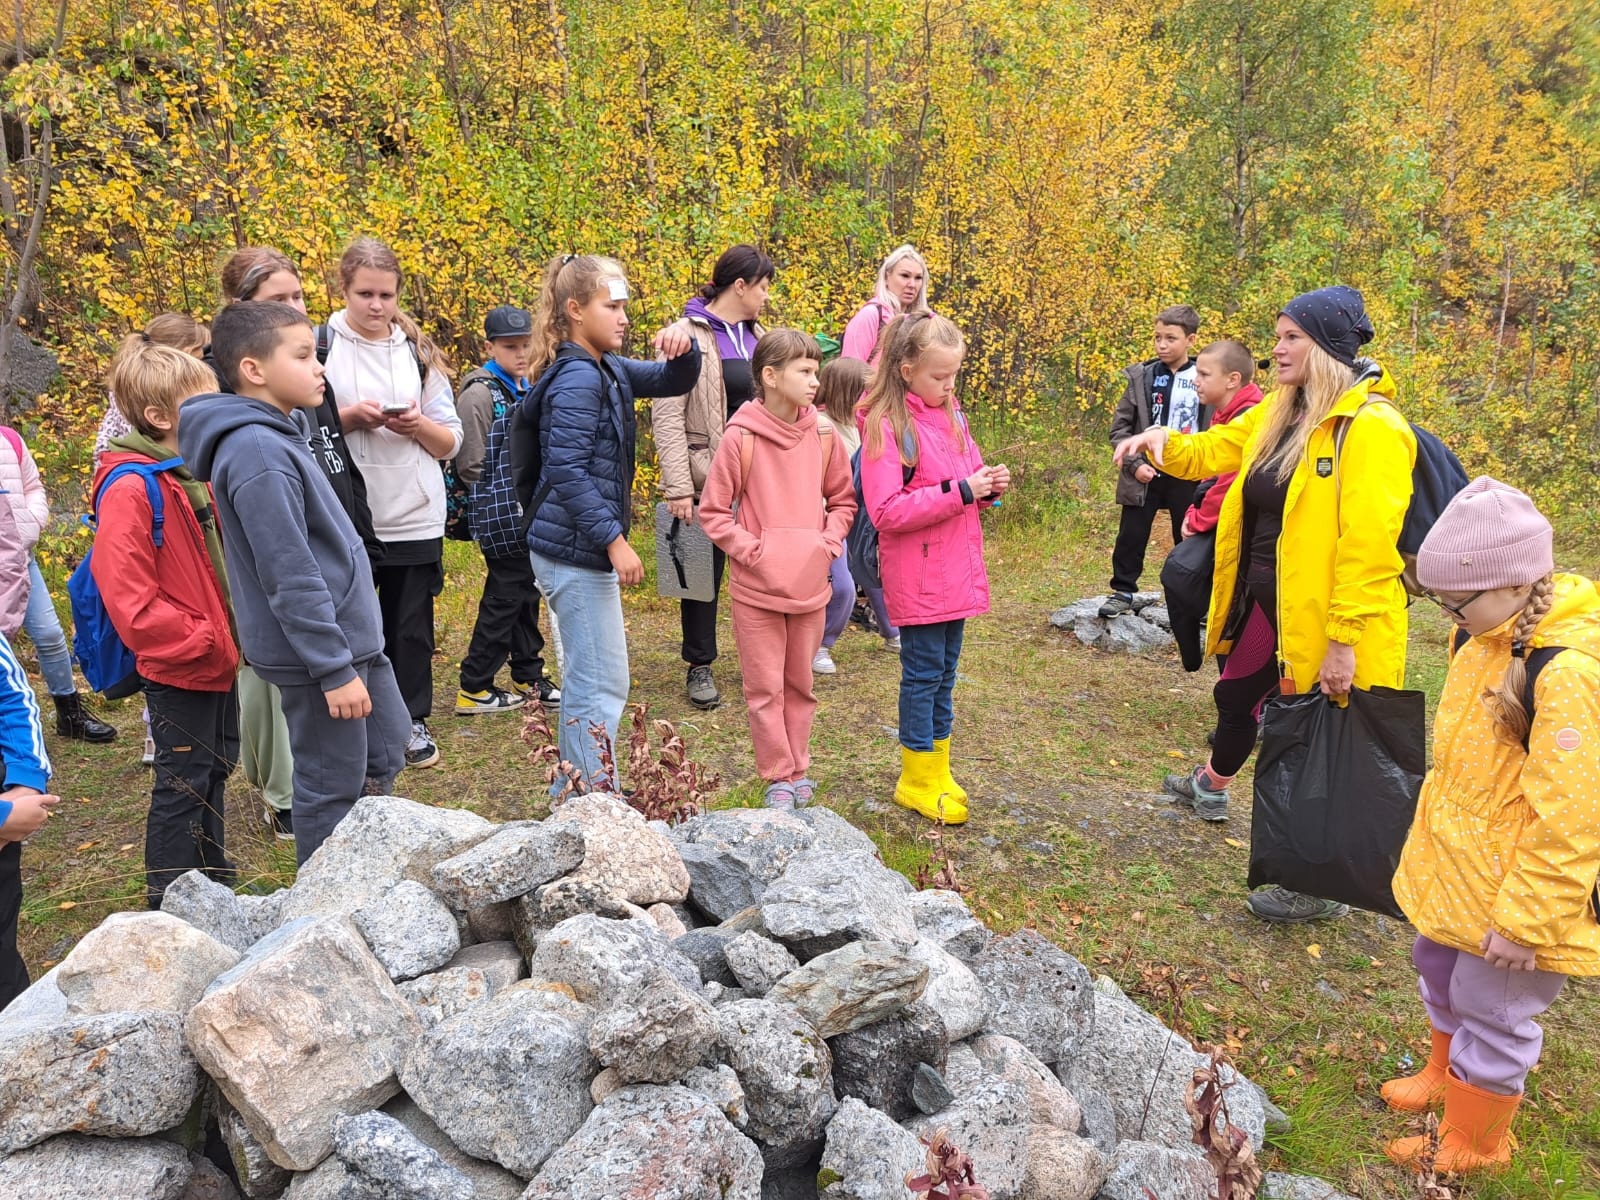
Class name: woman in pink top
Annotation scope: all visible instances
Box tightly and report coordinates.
[858,314,1011,824]
[699,331,857,810]
[841,245,932,364]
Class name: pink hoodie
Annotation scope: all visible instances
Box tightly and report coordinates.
[859,394,991,625]
[699,400,858,614]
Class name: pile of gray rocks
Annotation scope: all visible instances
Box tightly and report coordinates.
[0,794,1351,1200]
[1051,594,1175,655]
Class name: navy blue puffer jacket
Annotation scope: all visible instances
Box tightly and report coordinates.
[525,341,701,571]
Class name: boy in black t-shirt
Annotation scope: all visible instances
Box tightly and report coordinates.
[1103,304,1207,617]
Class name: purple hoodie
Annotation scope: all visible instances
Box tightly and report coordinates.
[684,296,758,362]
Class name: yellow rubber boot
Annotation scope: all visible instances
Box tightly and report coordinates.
[893,745,968,825]
[932,737,968,806]
[1386,1072,1520,1173]
[1381,1028,1451,1113]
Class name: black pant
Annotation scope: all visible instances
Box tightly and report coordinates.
[143,680,239,910]
[461,553,548,692]
[1,840,27,1008]
[680,546,728,667]
[375,559,444,721]
[1110,473,1195,594]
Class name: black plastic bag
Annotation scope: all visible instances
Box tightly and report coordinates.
[1248,686,1427,919]
[1160,528,1215,672]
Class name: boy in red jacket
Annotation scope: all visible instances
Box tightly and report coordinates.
[1180,340,1262,538]
[94,341,241,908]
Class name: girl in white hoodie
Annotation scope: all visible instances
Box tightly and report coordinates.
[321,237,463,769]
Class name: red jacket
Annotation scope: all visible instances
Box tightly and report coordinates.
[1184,384,1263,535]
[90,451,238,692]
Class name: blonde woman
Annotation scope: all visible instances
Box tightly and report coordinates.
[1114,286,1416,924]
[841,244,931,365]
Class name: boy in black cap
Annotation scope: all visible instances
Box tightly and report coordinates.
[453,305,560,714]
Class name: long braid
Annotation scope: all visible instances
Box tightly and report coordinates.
[1482,573,1556,746]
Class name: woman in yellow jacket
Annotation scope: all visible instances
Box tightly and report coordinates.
[1381,478,1600,1173]
[1114,287,1416,924]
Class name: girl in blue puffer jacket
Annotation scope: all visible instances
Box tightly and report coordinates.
[523,255,701,792]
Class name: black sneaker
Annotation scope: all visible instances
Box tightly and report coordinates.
[512,678,562,705]
[1246,886,1349,924]
[265,806,294,842]
[1097,592,1135,618]
[405,720,441,769]
[687,665,721,710]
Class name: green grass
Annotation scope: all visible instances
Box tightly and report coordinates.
[14,422,1600,1197]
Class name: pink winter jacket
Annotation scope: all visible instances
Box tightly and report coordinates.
[859,394,992,626]
[0,429,50,551]
[0,500,29,639]
[698,400,857,614]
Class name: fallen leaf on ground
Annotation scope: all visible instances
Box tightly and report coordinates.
[1305,944,1322,959]
[75,840,97,852]
[58,901,76,910]
[1224,837,1246,849]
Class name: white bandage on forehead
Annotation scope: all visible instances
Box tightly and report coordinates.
[606,277,630,302]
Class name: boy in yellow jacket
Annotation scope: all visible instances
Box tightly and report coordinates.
[1384,477,1600,1172]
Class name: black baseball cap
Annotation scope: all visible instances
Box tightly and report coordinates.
[484,305,533,340]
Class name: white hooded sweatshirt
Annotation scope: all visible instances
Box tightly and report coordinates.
[323,310,463,544]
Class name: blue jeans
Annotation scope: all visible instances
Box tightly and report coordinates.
[23,558,75,696]
[529,549,630,794]
[898,619,965,752]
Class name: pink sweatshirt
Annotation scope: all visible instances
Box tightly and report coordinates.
[698,400,858,614]
[859,394,991,625]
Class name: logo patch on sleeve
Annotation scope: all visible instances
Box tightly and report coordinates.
[1553,727,1582,752]
[1316,457,1333,478]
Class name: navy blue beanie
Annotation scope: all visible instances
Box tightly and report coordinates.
[1280,285,1374,367]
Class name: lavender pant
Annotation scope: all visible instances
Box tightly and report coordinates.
[822,543,897,648]
[1413,934,1565,1095]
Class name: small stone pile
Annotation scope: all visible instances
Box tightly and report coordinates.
[1051,594,1175,655]
[0,795,1351,1200]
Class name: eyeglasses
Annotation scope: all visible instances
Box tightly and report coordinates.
[1422,589,1485,620]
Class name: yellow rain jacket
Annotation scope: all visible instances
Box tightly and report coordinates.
[1393,574,1600,975]
[1161,366,1416,693]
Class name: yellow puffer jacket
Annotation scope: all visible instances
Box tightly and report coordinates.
[1393,574,1600,975]
[1161,365,1417,693]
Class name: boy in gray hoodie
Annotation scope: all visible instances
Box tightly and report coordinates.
[180,301,409,865]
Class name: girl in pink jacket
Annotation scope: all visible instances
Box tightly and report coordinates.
[698,331,858,810]
[859,314,1011,823]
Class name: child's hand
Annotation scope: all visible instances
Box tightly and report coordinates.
[383,404,422,437]
[341,400,389,431]
[608,536,645,586]
[988,464,1012,496]
[1480,929,1538,971]
[1134,463,1158,484]
[653,320,695,358]
[1114,427,1169,468]
[325,677,372,720]
[1181,513,1194,537]
[965,468,996,500]
[0,787,60,842]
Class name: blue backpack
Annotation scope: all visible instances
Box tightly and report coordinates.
[68,460,186,699]
[847,425,921,590]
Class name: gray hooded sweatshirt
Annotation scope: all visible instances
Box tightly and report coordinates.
[178,392,383,690]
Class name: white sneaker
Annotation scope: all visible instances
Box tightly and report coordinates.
[883,635,902,653]
[812,648,837,675]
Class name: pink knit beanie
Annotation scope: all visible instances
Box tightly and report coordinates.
[1414,476,1553,591]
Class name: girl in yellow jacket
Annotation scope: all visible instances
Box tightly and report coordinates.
[1381,477,1600,1173]
[1114,286,1416,925]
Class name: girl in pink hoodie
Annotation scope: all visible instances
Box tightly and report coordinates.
[698,331,858,809]
[859,314,1011,824]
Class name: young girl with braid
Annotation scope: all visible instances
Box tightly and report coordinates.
[1381,478,1599,1174]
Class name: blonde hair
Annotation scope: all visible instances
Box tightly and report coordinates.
[873,244,932,315]
[1482,574,1557,746]
[107,338,217,438]
[337,237,450,380]
[1251,340,1355,484]
[816,356,869,427]
[859,313,966,460]
[143,312,208,356]
[530,254,627,376]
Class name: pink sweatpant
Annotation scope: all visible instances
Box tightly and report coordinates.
[731,601,826,782]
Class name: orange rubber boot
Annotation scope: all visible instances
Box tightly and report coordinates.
[1386,1072,1520,1173]
[1381,1028,1452,1113]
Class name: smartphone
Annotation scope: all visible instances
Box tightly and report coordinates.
[381,398,411,415]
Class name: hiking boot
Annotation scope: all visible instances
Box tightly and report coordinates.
[405,720,441,769]
[687,665,721,710]
[1245,886,1349,924]
[764,781,796,811]
[812,648,837,675]
[1097,592,1135,619]
[265,806,295,843]
[511,677,561,705]
[1163,765,1229,821]
[54,692,117,743]
[455,686,527,716]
